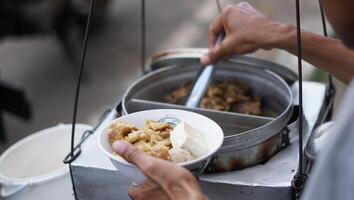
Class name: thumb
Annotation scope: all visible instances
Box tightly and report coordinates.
[112,140,180,186]
[112,140,148,167]
[201,36,233,65]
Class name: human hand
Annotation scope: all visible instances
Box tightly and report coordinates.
[201,2,290,65]
[112,141,208,200]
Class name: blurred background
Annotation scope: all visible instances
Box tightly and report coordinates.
[0,0,346,153]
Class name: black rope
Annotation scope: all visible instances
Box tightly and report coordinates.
[295,0,303,181]
[291,0,337,197]
[319,2,328,37]
[292,0,306,194]
[70,0,94,162]
[67,0,95,199]
[141,0,147,74]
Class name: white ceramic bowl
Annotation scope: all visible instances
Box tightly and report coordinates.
[98,109,224,184]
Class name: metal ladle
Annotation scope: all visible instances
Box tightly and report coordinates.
[185,0,225,108]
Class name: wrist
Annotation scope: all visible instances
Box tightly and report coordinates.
[267,23,296,51]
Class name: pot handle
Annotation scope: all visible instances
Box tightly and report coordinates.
[0,178,30,198]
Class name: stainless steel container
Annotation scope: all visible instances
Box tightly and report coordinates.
[121,49,297,172]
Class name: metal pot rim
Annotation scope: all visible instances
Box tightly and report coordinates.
[123,61,293,150]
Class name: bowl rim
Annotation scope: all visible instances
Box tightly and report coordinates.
[97,109,224,167]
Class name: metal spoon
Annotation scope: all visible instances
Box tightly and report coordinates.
[185,0,224,108]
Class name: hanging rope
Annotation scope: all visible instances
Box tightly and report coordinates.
[65,0,95,199]
[295,0,303,183]
[296,0,303,183]
[70,0,94,164]
[292,0,308,198]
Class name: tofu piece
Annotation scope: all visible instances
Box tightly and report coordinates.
[169,148,195,164]
[170,122,208,157]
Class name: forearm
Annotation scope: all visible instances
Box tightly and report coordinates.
[274,25,354,84]
[203,2,354,83]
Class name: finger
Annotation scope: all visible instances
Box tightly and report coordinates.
[112,141,179,185]
[223,54,231,61]
[112,141,153,168]
[129,180,170,200]
[200,53,211,65]
[112,141,204,198]
[208,13,224,49]
[206,36,234,64]
[237,1,252,9]
[128,184,141,200]
[233,43,258,55]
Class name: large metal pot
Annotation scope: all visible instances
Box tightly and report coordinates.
[121,50,296,172]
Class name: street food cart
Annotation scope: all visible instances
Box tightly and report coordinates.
[69,50,333,200]
[0,0,338,199]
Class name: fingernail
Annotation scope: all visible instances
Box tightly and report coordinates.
[200,54,210,65]
[112,140,127,155]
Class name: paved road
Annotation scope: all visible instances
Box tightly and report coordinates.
[0,0,344,153]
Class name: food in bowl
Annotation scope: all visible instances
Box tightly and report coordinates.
[98,109,224,184]
[108,119,208,163]
[166,79,262,116]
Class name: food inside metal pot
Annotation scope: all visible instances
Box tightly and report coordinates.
[166,79,262,116]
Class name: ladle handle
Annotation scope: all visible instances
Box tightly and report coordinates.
[185,31,224,108]
[215,30,225,47]
[185,0,225,108]
[185,65,216,108]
